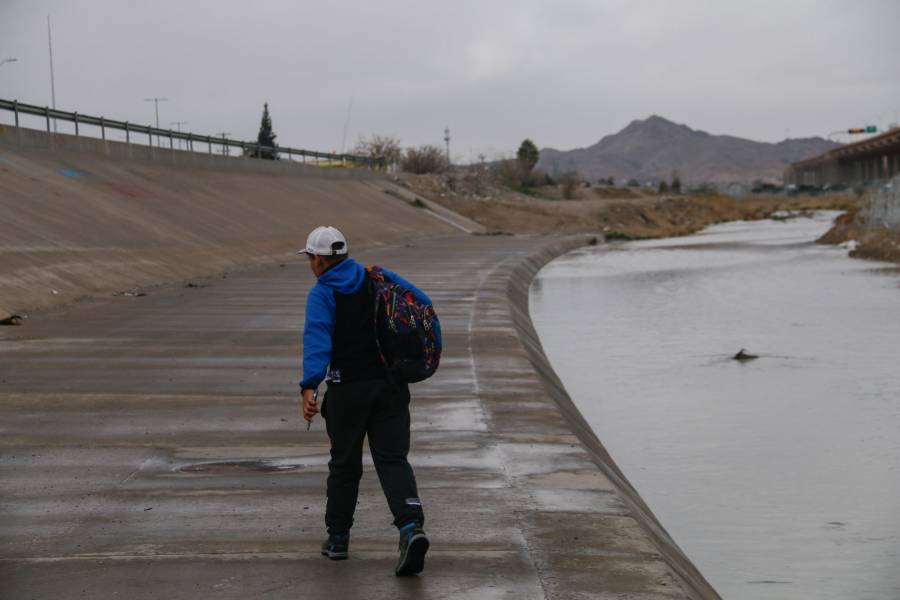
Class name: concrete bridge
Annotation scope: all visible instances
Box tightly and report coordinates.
[785,127,900,187]
[0,125,719,599]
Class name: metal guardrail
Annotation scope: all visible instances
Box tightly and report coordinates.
[0,98,380,168]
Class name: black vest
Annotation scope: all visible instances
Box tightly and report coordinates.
[329,269,386,383]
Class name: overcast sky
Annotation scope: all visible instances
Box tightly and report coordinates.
[1,0,898,162]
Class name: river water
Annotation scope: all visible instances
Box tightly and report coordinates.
[530,213,900,600]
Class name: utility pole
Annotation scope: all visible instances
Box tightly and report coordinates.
[144,97,168,146]
[170,121,188,150]
[215,132,230,156]
[443,127,451,165]
[47,16,57,132]
[340,96,353,154]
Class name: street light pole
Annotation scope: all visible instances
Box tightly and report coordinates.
[170,121,188,150]
[443,127,451,165]
[47,15,57,132]
[144,97,168,146]
[215,132,231,156]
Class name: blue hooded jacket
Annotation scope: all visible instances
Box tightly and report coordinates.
[300,258,437,391]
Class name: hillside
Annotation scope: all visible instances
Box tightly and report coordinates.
[537,116,839,184]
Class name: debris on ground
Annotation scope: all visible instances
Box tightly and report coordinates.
[113,289,146,297]
[0,314,24,326]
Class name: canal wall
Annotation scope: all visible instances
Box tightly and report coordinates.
[0,125,468,317]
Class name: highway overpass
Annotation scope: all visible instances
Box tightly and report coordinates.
[785,127,900,187]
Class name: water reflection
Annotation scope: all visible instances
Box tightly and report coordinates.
[531,212,900,600]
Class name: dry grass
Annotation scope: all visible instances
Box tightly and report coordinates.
[818,205,900,264]
[592,186,644,200]
[397,172,858,239]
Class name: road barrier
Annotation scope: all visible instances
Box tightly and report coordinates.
[0,98,379,168]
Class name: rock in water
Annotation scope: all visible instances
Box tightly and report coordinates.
[733,348,758,361]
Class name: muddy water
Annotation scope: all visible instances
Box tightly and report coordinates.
[530,213,900,600]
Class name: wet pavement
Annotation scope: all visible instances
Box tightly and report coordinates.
[0,235,717,599]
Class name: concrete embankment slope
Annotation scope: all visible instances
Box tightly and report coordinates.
[0,126,480,316]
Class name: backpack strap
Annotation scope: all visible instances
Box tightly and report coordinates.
[366,264,386,283]
[366,265,393,381]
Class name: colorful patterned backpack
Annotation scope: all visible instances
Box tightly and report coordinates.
[367,266,441,383]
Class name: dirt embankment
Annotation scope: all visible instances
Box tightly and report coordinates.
[817,207,900,263]
[397,173,857,239]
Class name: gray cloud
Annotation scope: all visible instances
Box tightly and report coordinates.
[1,0,898,162]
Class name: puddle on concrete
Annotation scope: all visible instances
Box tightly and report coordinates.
[411,398,487,432]
[175,446,327,460]
[179,459,312,474]
[527,470,615,492]
[531,488,627,514]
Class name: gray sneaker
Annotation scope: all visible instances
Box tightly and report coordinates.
[395,523,429,576]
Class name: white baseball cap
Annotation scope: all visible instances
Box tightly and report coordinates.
[301,225,349,256]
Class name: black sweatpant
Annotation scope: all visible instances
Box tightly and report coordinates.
[321,378,424,534]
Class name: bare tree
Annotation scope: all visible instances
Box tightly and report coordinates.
[401,145,448,174]
[353,135,402,170]
[496,159,524,189]
[559,171,581,199]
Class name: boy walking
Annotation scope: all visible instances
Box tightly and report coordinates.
[299,225,431,576]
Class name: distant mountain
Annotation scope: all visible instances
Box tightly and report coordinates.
[537,115,840,183]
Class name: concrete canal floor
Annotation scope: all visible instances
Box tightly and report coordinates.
[0,235,717,599]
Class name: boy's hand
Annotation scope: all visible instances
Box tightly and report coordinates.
[302,388,319,422]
